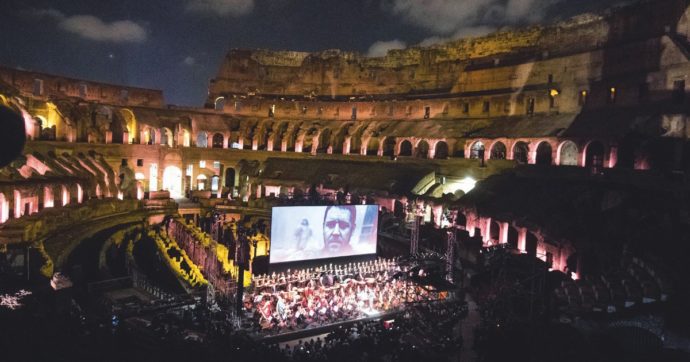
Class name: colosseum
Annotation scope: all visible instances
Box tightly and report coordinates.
[1,0,690,361]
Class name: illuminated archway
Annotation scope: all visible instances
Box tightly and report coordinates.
[513,141,529,164]
[416,140,430,159]
[399,140,413,156]
[470,141,485,159]
[535,142,553,165]
[0,192,8,223]
[558,141,579,166]
[490,141,507,159]
[434,141,449,159]
[197,131,208,148]
[196,174,207,190]
[162,166,183,198]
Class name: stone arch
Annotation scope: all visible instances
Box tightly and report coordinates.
[525,231,538,256]
[284,123,300,152]
[535,141,553,165]
[513,141,529,164]
[366,137,380,156]
[507,225,519,249]
[110,113,126,144]
[162,166,183,198]
[0,192,8,223]
[43,186,54,208]
[196,131,208,148]
[317,128,331,153]
[584,140,606,169]
[490,141,507,160]
[161,127,174,147]
[416,140,430,159]
[214,97,225,111]
[399,139,413,156]
[119,108,137,144]
[489,220,500,243]
[469,141,485,159]
[383,137,396,157]
[182,129,191,147]
[146,127,157,145]
[196,174,208,190]
[434,141,449,159]
[212,133,224,148]
[60,185,70,206]
[558,140,579,166]
[270,122,288,151]
[300,126,319,153]
[349,124,367,154]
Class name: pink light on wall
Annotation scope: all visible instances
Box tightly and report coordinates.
[43,187,54,208]
[77,184,83,203]
[13,190,21,218]
[61,186,69,206]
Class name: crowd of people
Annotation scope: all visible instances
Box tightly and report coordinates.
[244,258,446,331]
[264,300,467,361]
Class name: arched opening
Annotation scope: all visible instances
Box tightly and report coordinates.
[525,232,538,256]
[211,175,220,192]
[147,127,156,145]
[120,109,137,144]
[366,137,380,156]
[214,97,225,111]
[110,117,125,144]
[490,141,507,160]
[434,141,449,159]
[61,185,70,206]
[162,166,183,198]
[470,141,485,159]
[507,226,518,249]
[212,133,224,148]
[196,131,208,148]
[0,193,8,223]
[558,141,578,166]
[399,140,413,156]
[317,129,331,153]
[350,135,362,154]
[513,141,529,164]
[224,168,236,188]
[182,129,191,147]
[196,174,207,190]
[383,137,396,157]
[43,186,54,208]
[416,140,430,159]
[161,127,173,147]
[585,141,605,169]
[489,220,500,243]
[535,142,553,165]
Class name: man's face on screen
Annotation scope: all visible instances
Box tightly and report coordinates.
[323,207,353,252]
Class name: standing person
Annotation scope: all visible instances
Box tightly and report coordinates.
[294,218,313,251]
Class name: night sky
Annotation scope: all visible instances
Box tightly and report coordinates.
[0,0,627,106]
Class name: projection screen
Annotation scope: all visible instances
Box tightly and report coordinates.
[270,205,378,264]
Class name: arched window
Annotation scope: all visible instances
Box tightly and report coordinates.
[513,142,529,164]
[535,142,553,165]
[416,140,430,159]
[585,141,605,170]
[490,141,506,160]
[434,141,449,159]
[196,131,208,148]
[212,133,224,148]
[399,140,413,156]
[214,97,225,111]
[558,141,578,166]
[470,141,485,159]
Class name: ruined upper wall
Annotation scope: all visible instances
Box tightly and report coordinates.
[209,0,690,101]
[0,66,165,108]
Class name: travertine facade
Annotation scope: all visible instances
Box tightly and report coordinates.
[3,0,690,275]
